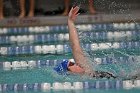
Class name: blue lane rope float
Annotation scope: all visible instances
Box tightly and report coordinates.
[0,56,140,70]
[0,30,139,44]
[0,41,140,55]
[0,22,139,35]
[0,80,140,92]
[0,81,123,91]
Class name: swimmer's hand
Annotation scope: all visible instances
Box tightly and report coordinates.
[68,6,80,22]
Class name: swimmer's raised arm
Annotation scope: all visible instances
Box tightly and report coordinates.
[68,6,95,75]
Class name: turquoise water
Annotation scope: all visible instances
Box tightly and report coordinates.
[0,54,140,93]
[1,67,140,93]
[3,89,140,93]
[0,23,140,93]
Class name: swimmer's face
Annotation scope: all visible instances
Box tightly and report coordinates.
[67,61,84,73]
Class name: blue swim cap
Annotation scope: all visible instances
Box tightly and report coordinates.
[54,60,69,75]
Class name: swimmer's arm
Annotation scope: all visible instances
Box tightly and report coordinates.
[68,7,94,74]
[68,6,86,65]
[68,19,85,65]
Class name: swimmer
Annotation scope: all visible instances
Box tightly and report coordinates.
[19,0,35,18]
[0,0,4,19]
[62,0,96,15]
[54,6,116,79]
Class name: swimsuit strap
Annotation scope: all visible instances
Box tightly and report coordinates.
[94,71,117,79]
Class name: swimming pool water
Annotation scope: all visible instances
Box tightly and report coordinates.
[0,23,140,93]
[2,89,140,93]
